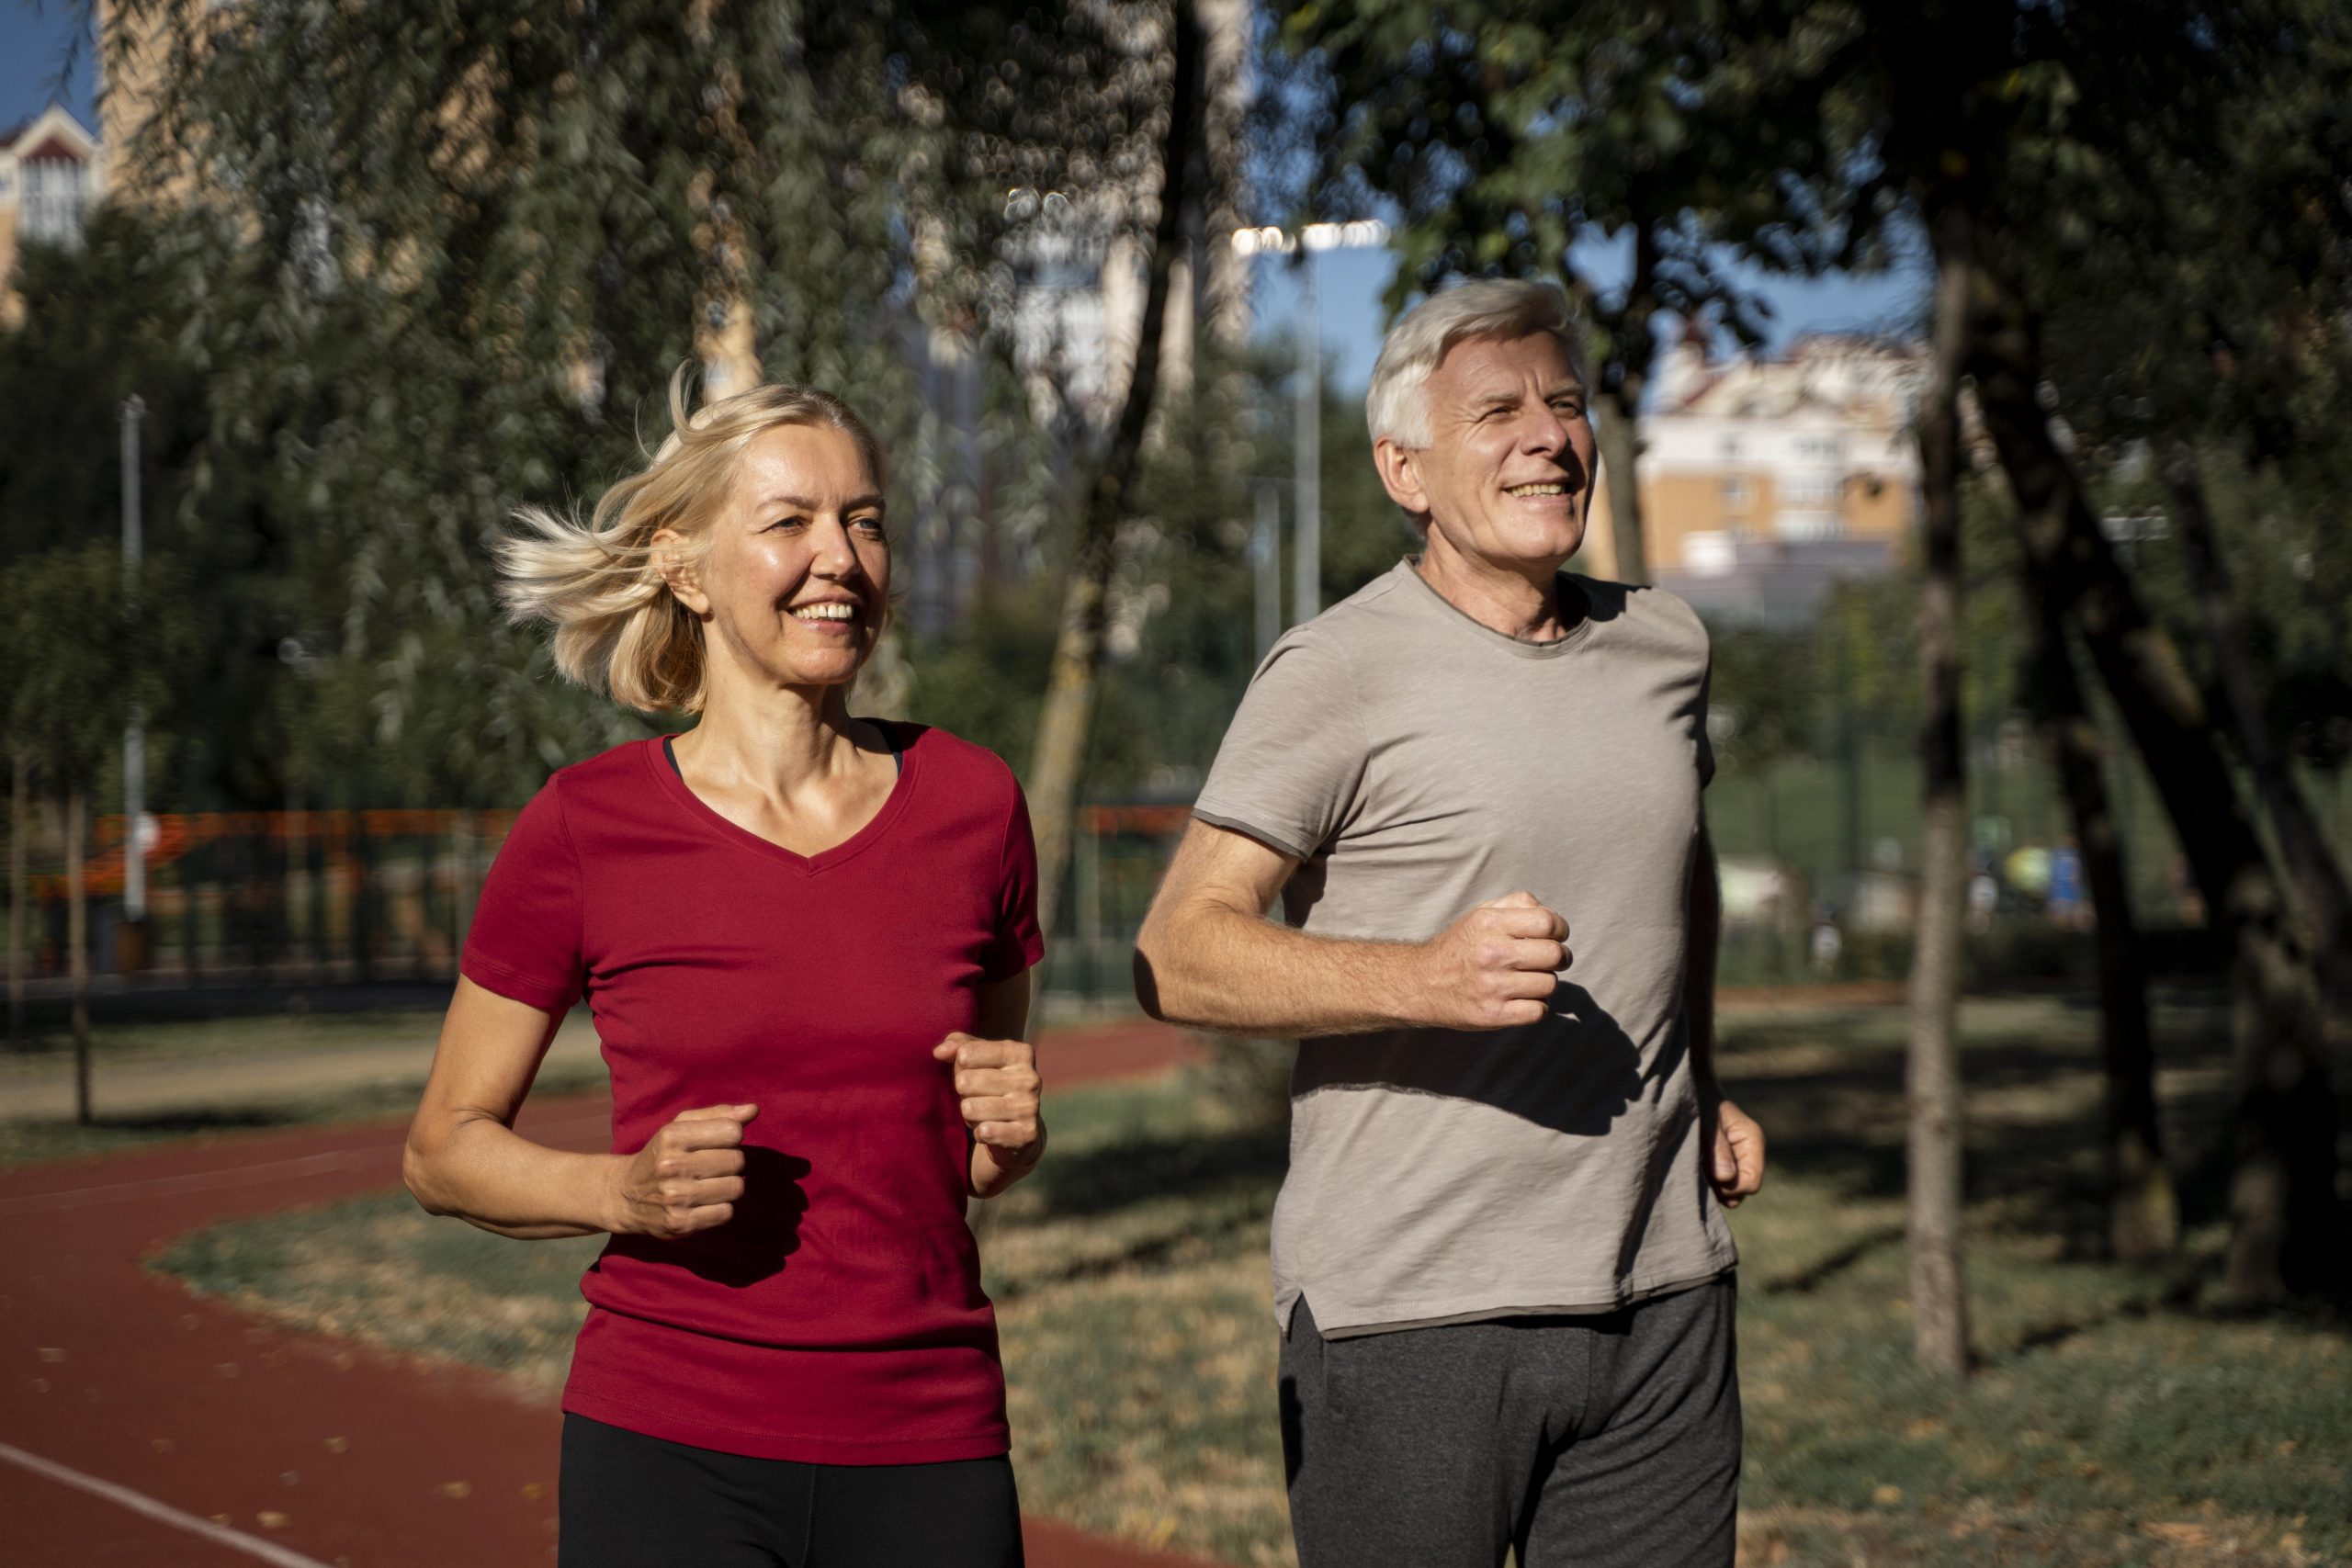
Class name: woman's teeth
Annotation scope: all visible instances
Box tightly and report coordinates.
[1506,483,1567,497]
[792,603,856,621]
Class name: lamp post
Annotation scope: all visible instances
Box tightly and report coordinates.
[120,396,148,969]
[1230,220,1390,625]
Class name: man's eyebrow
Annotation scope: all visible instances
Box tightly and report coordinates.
[754,492,887,512]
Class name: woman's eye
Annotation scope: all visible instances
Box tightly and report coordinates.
[853,516,888,537]
[764,515,808,533]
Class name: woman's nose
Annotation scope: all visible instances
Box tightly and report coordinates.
[811,517,860,574]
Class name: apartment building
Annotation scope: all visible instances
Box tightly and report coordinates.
[0,105,105,321]
[1582,331,1927,619]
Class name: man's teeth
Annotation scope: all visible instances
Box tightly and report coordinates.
[1506,483,1567,497]
[792,604,856,621]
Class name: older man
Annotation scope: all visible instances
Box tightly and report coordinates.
[1134,279,1765,1568]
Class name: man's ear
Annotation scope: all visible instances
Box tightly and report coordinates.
[651,528,711,616]
[1373,435,1432,524]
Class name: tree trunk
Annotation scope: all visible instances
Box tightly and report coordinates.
[1906,220,1972,1381]
[7,750,25,1040]
[1024,1,1205,942]
[2164,444,2352,1015]
[1590,224,1658,584]
[1967,267,2343,1303]
[67,786,91,1127]
[2026,581,2176,1260]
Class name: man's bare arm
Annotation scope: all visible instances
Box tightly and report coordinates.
[1133,820,1568,1037]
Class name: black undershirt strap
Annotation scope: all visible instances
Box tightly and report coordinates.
[662,724,901,778]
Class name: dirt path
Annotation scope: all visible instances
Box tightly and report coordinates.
[0,1018,1216,1568]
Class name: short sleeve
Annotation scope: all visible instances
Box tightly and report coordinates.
[461,779,587,1012]
[1191,629,1365,863]
[979,779,1046,982]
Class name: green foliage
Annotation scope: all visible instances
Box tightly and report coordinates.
[1264,0,1880,386]
[0,546,189,785]
[73,0,1207,807]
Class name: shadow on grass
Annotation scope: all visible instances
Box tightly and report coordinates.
[1027,1121,1289,1219]
[1725,1032,2239,1244]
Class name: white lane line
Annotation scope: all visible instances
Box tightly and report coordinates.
[0,1438,338,1568]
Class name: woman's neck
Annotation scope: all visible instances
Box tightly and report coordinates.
[671,678,870,799]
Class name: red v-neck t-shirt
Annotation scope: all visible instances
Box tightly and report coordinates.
[459,725,1044,1464]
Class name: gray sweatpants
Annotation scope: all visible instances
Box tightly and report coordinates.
[1278,1277,1740,1568]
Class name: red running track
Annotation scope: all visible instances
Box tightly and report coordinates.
[0,1017,1213,1568]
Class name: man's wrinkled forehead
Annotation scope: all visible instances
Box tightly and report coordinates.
[1430,331,1586,409]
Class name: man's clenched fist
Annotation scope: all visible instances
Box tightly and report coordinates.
[609,1103,755,1238]
[934,1033,1045,1198]
[1415,890,1571,1030]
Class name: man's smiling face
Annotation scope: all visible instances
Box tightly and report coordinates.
[1379,330,1596,572]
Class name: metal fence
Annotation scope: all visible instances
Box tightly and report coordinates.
[10,809,514,988]
[13,737,2345,998]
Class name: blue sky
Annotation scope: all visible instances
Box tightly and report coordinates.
[2,3,97,134]
[2,1,1927,389]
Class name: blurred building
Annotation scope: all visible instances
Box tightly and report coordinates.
[1583,331,1927,622]
[0,105,105,321]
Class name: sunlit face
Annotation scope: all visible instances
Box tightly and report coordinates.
[668,422,889,694]
[1375,331,1595,570]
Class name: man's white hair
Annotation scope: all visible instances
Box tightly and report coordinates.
[1365,279,1590,450]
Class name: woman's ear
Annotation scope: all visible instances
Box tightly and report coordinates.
[651,527,711,616]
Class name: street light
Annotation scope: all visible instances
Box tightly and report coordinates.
[120,396,147,966]
[1230,220,1390,625]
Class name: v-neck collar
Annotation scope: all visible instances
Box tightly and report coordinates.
[644,723,921,874]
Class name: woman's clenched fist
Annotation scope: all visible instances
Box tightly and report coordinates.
[933,1033,1045,1198]
[607,1103,756,1237]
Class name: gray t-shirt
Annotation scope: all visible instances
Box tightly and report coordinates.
[1193,558,1737,1337]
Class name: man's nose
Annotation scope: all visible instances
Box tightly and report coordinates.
[1522,406,1571,458]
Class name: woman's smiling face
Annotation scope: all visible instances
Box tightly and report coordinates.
[676,421,891,694]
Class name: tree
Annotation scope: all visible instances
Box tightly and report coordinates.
[1025,1,1212,938]
[104,0,1231,830]
[1267,0,1893,581]
[0,548,181,1121]
[1905,224,1973,1378]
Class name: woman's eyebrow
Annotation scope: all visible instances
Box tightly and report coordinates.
[754,492,887,513]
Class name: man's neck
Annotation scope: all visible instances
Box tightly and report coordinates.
[1413,532,1576,643]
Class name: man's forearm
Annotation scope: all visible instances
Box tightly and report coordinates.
[1136,902,1430,1037]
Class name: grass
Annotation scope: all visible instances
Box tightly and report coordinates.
[149,993,2349,1566]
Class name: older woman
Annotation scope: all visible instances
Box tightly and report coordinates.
[404,374,1044,1567]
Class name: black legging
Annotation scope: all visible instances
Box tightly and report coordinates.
[559,1416,1024,1568]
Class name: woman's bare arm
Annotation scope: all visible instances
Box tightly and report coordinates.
[404,978,752,1241]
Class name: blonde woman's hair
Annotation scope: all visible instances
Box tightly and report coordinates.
[1365,278,1590,450]
[497,367,888,714]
